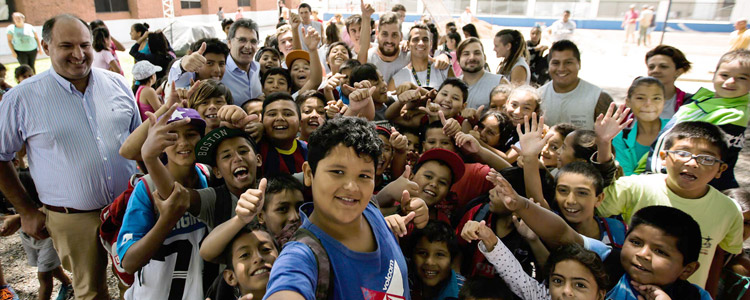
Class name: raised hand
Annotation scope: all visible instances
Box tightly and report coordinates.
[385,211,415,237]
[439,111,461,137]
[390,127,408,154]
[153,182,191,222]
[455,132,480,154]
[347,80,376,111]
[401,190,429,229]
[290,13,301,29]
[361,0,375,18]
[236,178,267,224]
[486,170,527,212]
[460,220,498,250]
[396,82,419,95]
[244,121,264,141]
[325,100,345,119]
[141,105,190,159]
[302,26,321,50]
[181,42,207,72]
[461,105,485,120]
[595,102,632,143]
[511,113,551,159]
[324,73,346,91]
[218,105,256,129]
[418,98,440,120]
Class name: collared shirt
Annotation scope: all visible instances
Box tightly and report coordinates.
[221,55,262,107]
[0,67,141,210]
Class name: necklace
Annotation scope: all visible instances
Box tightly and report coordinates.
[411,65,430,87]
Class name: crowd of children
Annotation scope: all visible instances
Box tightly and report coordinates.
[0,3,749,300]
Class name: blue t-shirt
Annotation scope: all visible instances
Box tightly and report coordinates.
[116,166,208,300]
[264,202,411,300]
[606,274,711,300]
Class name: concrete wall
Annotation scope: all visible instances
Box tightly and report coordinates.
[324,12,737,33]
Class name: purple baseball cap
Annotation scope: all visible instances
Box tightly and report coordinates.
[158,107,207,135]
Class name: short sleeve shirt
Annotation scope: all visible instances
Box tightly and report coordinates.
[597,173,744,286]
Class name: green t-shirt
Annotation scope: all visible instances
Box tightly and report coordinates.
[6,24,38,52]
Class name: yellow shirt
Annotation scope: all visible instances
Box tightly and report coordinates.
[596,173,743,287]
[730,29,750,51]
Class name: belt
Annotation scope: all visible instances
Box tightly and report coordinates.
[43,204,100,214]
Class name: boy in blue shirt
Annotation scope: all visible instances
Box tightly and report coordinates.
[264,116,419,299]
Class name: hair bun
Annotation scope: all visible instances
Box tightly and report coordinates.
[143,23,150,29]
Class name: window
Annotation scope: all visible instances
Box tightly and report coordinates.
[181,0,201,9]
[238,0,250,6]
[95,0,129,13]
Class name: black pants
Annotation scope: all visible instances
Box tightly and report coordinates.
[15,49,38,73]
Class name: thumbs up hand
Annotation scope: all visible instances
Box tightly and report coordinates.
[236,178,267,224]
[180,42,207,73]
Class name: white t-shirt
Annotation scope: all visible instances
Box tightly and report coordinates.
[93,50,115,71]
[367,47,411,83]
[391,64,448,89]
[549,20,576,42]
[539,79,602,130]
[500,58,531,84]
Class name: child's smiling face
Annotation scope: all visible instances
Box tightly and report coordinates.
[224,230,278,297]
[214,137,261,195]
[413,237,452,287]
[548,259,604,300]
[713,60,750,99]
[411,161,452,207]
[303,144,375,226]
[422,128,457,153]
[555,172,602,225]
[262,100,300,143]
[165,125,202,167]
[434,84,465,119]
[541,130,564,167]
[620,224,698,286]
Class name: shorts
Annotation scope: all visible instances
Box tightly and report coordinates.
[19,230,62,273]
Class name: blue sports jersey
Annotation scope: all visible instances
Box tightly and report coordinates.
[116,166,208,300]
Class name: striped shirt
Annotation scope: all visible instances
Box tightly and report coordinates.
[0,67,141,210]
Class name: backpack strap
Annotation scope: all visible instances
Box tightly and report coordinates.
[472,203,491,223]
[292,228,332,300]
[213,185,234,227]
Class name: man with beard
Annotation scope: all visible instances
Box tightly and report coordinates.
[391,24,453,89]
[538,40,612,130]
[458,37,508,109]
[358,1,450,87]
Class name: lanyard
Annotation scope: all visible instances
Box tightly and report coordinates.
[411,65,430,87]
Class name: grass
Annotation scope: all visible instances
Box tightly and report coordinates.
[3,50,136,86]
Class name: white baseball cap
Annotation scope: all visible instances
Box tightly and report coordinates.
[132,60,162,81]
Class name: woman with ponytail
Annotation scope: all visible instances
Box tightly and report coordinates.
[494,29,530,85]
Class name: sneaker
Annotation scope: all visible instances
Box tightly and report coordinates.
[0,285,19,300]
[55,284,74,300]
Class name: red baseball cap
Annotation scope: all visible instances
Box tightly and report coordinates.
[416,148,465,183]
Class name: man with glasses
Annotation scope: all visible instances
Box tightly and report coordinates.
[169,19,262,107]
[595,121,743,293]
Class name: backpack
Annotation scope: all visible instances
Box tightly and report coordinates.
[98,164,211,287]
[98,173,155,287]
[291,227,333,300]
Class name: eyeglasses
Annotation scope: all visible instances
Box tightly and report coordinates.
[233,37,258,46]
[664,150,724,166]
